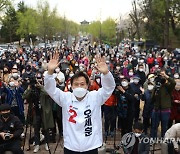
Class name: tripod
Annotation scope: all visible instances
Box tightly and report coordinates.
[23,103,33,151]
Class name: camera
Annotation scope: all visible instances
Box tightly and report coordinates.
[154,75,166,93]
[4,132,11,140]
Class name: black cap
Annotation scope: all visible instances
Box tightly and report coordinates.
[0,104,11,111]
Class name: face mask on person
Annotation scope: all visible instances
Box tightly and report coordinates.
[69,73,74,78]
[134,133,141,137]
[175,82,180,91]
[148,85,154,91]
[174,74,179,79]
[121,81,128,87]
[139,60,144,63]
[129,72,134,76]
[16,59,20,64]
[55,68,60,73]
[116,66,120,70]
[73,87,87,98]
[9,81,15,87]
[12,73,19,79]
[1,112,10,119]
[134,79,139,84]
[139,68,144,72]
[155,65,159,68]
[75,63,79,67]
[130,79,134,83]
[164,57,168,60]
[149,78,155,82]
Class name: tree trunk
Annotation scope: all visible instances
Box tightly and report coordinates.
[164,0,169,48]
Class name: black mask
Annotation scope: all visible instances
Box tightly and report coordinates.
[2,112,10,119]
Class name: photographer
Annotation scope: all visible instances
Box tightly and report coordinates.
[151,70,176,138]
[23,74,54,153]
[0,103,24,154]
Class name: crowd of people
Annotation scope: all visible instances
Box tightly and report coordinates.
[0,39,180,153]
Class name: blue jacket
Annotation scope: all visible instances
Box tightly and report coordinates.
[2,86,24,115]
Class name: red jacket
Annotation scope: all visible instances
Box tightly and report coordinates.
[156,57,163,67]
[104,95,117,106]
[147,57,154,65]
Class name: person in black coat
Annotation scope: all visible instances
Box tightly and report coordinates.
[130,76,143,122]
[141,82,154,135]
[0,103,24,154]
[116,78,135,136]
[135,64,147,86]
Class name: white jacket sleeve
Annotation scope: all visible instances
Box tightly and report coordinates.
[164,124,179,150]
[96,71,116,105]
[44,74,67,107]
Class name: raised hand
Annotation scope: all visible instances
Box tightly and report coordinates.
[48,51,60,75]
[95,55,109,75]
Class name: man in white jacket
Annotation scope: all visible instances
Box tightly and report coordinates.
[44,53,115,154]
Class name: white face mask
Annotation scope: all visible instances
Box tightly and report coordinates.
[149,78,155,82]
[174,74,179,79]
[69,73,74,77]
[121,81,128,87]
[129,72,134,76]
[139,68,144,72]
[155,65,159,68]
[116,66,120,70]
[12,73,19,78]
[139,60,144,63]
[73,87,87,98]
[79,66,84,71]
[134,79,139,84]
[134,133,141,137]
[55,68,60,73]
[75,63,79,67]
[9,81,15,87]
[148,85,154,91]
[130,79,134,83]
[16,60,20,64]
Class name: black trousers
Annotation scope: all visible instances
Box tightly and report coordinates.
[143,117,151,135]
[104,105,116,133]
[64,147,98,154]
[0,140,24,154]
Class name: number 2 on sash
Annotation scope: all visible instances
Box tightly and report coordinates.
[68,109,77,124]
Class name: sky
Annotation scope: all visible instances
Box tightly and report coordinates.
[14,0,133,23]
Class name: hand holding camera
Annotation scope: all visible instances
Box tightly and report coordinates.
[0,132,13,140]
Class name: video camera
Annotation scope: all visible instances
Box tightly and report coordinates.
[154,74,166,93]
